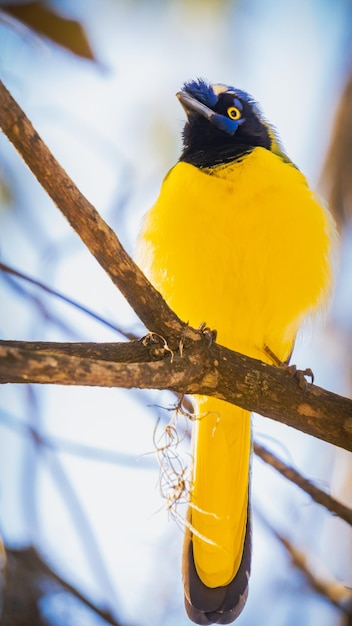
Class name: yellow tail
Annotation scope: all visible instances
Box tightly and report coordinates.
[186,396,251,587]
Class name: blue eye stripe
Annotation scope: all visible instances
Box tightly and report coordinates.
[212,113,245,134]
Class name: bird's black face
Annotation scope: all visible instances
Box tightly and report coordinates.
[178,79,272,168]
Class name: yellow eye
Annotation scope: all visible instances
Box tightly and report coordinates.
[227,106,241,120]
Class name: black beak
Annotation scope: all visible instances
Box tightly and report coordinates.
[176,90,215,122]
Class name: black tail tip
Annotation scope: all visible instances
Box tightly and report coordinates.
[184,585,249,624]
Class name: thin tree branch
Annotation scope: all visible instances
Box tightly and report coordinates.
[4,546,131,626]
[38,447,120,609]
[253,442,352,525]
[0,261,135,339]
[0,407,156,469]
[256,509,352,614]
[0,79,198,346]
[1,340,351,453]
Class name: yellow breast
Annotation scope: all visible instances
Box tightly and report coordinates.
[138,147,333,363]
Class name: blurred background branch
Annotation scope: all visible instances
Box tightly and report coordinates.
[321,71,352,230]
[0,1,95,60]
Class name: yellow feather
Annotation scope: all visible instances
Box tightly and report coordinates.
[137,146,334,588]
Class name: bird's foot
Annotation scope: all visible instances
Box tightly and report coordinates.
[285,364,314,389]
[264,344,314,390]
[198,322,217,347]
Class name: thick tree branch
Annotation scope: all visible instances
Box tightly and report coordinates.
[1,339,351,453]
[0,79,198,346]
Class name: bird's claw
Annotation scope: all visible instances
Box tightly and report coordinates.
[198,322,217,347]
[285,364,314,389]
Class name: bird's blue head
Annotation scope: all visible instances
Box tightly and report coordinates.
[177,79,282,167]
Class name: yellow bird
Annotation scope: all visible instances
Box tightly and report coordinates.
[137,79,335,624]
